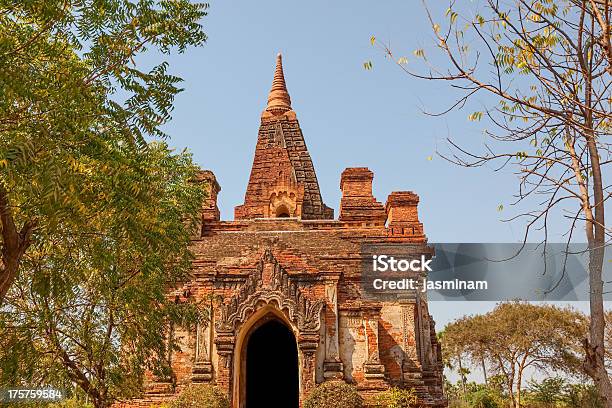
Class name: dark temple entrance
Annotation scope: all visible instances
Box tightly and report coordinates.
[246,319,299,408]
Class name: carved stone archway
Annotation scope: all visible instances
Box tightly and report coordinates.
[214,250,324,407]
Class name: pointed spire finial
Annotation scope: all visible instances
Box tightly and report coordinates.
[265,53,292,115]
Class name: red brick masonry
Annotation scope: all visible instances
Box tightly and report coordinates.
[115,54,446,408]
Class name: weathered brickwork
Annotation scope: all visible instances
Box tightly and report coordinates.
[235,55,333,221]
[116,54,446,408]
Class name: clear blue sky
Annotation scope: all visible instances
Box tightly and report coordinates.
[145,0,606,382]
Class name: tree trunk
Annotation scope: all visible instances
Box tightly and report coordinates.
[516,368,523,408]
[584,124,612,408]
[92,396,109,408]
[481,356,488,385]
[586,244,612,407]
[457,354,466,395]
[0,185,34,304]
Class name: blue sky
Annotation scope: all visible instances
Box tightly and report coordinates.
[156,0,530,243]
[151,0,606,245]
[145,0,606,382]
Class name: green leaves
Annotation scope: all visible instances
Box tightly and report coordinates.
[372,387,418,408]
[1,142,206,405]
[0,0,209,405]
[441,302,588,405]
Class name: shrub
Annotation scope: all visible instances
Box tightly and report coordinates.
[371,387,419,408]
[303,381,364,408]
[523,377,566,406]
[563,383,603,408]
[0,393,93,408]
[464,388,501,408]
[169,384,229,408]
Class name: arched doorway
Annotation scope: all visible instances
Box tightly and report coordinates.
[245,319,299,407]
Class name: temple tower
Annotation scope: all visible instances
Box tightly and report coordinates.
[235,54,334,220]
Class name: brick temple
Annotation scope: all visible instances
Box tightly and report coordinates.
[119,54,446,408]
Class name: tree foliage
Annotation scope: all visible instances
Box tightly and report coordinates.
[0,0,208,299]
[441,302,587,407]
[303,381,364,408]
[371,387,419,408]
[445,377,603,408]
[168,384,230,408]
[523,377,603,408]
[0,142,207,406]
[0,1,209,407]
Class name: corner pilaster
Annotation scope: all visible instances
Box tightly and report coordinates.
[321,272,344,380]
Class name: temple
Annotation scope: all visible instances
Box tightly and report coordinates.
[118,54,446,408]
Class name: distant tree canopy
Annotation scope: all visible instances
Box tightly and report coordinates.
[0,1,209,407]
[445,376,603,408]
[440,302,588,408]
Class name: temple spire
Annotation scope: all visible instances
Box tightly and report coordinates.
[265,53,292,115]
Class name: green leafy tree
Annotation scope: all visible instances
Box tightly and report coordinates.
[441,302,587,408]
[445,380,506,408]
[441,315,488,394]
[370,0,611,403]
[464,383,503,408]
[0,142,207,408]
[0,0,208,301]
[0,1,209,407]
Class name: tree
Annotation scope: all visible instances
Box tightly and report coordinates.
[440,317,477,394]
[0,1,209,407]
[371,387,419,408]
[370,0,611,403]
[464,383,503,408]
[0,0,208,302]
[0,142,207,408]
[442,313,499,395]
[441,302,588,407]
